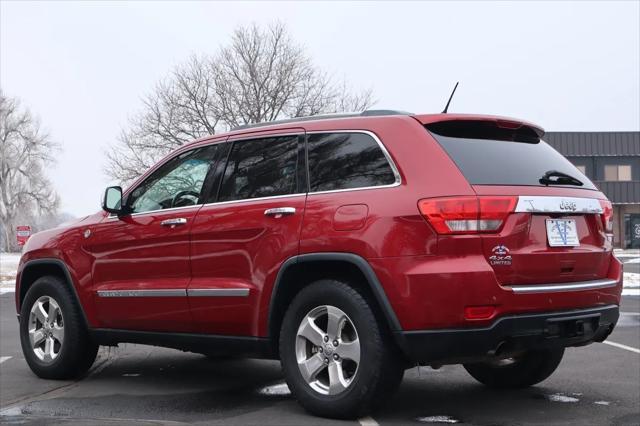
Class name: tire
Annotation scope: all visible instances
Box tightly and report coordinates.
[20,275,99,379]
[463,347,565,389]
[279,279,404,419]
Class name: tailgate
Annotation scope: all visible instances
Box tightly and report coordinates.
[474,186,612,285]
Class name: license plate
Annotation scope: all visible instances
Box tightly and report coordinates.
[546,219,579,247]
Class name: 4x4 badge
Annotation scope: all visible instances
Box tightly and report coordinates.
[489,244,512,266]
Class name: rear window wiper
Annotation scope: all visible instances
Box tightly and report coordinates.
[539,170,583,186]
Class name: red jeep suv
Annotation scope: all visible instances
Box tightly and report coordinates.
[15,111,622,418]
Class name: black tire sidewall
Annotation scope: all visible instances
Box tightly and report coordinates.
[280,280,390,417]
[19,276,94,378]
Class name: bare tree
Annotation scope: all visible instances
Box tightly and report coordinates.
[106,56,220,183]
[0,91,59,251]
[214,23,375,125]
[106,22,374,183]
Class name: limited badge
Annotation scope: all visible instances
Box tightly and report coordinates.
[489,244,512,266]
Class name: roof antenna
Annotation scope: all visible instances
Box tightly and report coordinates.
[441,82,459,113]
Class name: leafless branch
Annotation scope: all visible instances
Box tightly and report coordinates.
[0,90,60,251]
[106,22,375,184]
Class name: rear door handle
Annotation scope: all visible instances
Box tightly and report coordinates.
[264,207,296,217]
[160,218,188,227]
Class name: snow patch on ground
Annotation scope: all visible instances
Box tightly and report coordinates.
[0,252,20,294]
[594,401,611,406]
[416,416,460,424]
[614,249,639,258]
[0,405,23,416]
[257,382,291,396]
[623,273,640,296]
[546,393,580,403]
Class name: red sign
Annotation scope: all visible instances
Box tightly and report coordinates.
[16,225,31,246]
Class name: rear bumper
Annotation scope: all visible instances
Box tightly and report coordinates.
[396,304,619,363]
[368,253,623,331]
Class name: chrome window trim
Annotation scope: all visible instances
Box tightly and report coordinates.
[97,289,187,298]
[306,182,400,196]
[504,278,618,294]
[202,193,307,208]
[187,288,250,297]
[106,129,401,215]
[108,193,309,218]
[515,196,603,214]
[107,204,201,221]
[305,130,402,195]
[227,131,304,141]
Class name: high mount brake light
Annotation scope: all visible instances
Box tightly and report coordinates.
[418,196,518,235]
[598,199,613,233]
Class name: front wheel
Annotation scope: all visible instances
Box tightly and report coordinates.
[463,347,565,389]
[279,280,404,419]
[20,276,99,379]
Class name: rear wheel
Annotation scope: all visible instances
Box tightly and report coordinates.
[20,276,99,379]
[463,348,565,389]
[279,280,404,419]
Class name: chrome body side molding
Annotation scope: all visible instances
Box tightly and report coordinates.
[97,289,186,298]
[504,278,618,294]
[97,288,250,297]
[187,289,249,297]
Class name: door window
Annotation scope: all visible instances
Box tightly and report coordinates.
[307,132,397,192]
[218,135,299,202]
[128,145,218,213]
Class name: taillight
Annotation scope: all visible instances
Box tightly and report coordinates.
[599,199,613,233]
[418,196,518,234]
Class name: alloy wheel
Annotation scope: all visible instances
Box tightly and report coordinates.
[28,295,65,362]
[295,305,361,395]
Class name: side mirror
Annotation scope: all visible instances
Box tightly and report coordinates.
[102,186,127,215]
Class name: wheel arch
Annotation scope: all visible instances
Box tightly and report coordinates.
[18,258,89,327]
[267,252,402,351]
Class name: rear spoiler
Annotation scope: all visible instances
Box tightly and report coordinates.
[415,114,545,143]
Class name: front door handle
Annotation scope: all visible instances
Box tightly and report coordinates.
[264,207,296,217]
[160,218,188,227]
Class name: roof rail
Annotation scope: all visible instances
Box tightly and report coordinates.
[360,109,413,116]
[231,109,413,131]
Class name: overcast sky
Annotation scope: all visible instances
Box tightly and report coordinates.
[1,1,639,217]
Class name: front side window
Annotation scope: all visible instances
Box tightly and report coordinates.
[218,135,299,202]
[128,145,217,213]
[306,132,397,192]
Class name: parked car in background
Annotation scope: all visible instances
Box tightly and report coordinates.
[15,111,622,418]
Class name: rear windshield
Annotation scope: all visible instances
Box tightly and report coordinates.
[427,128,596,190]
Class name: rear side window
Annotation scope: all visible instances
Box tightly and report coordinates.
[218,135,299,202]
[427,124,596,190]
[307,132,397,192]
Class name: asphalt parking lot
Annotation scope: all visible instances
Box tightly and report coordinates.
[0,291,637,426]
